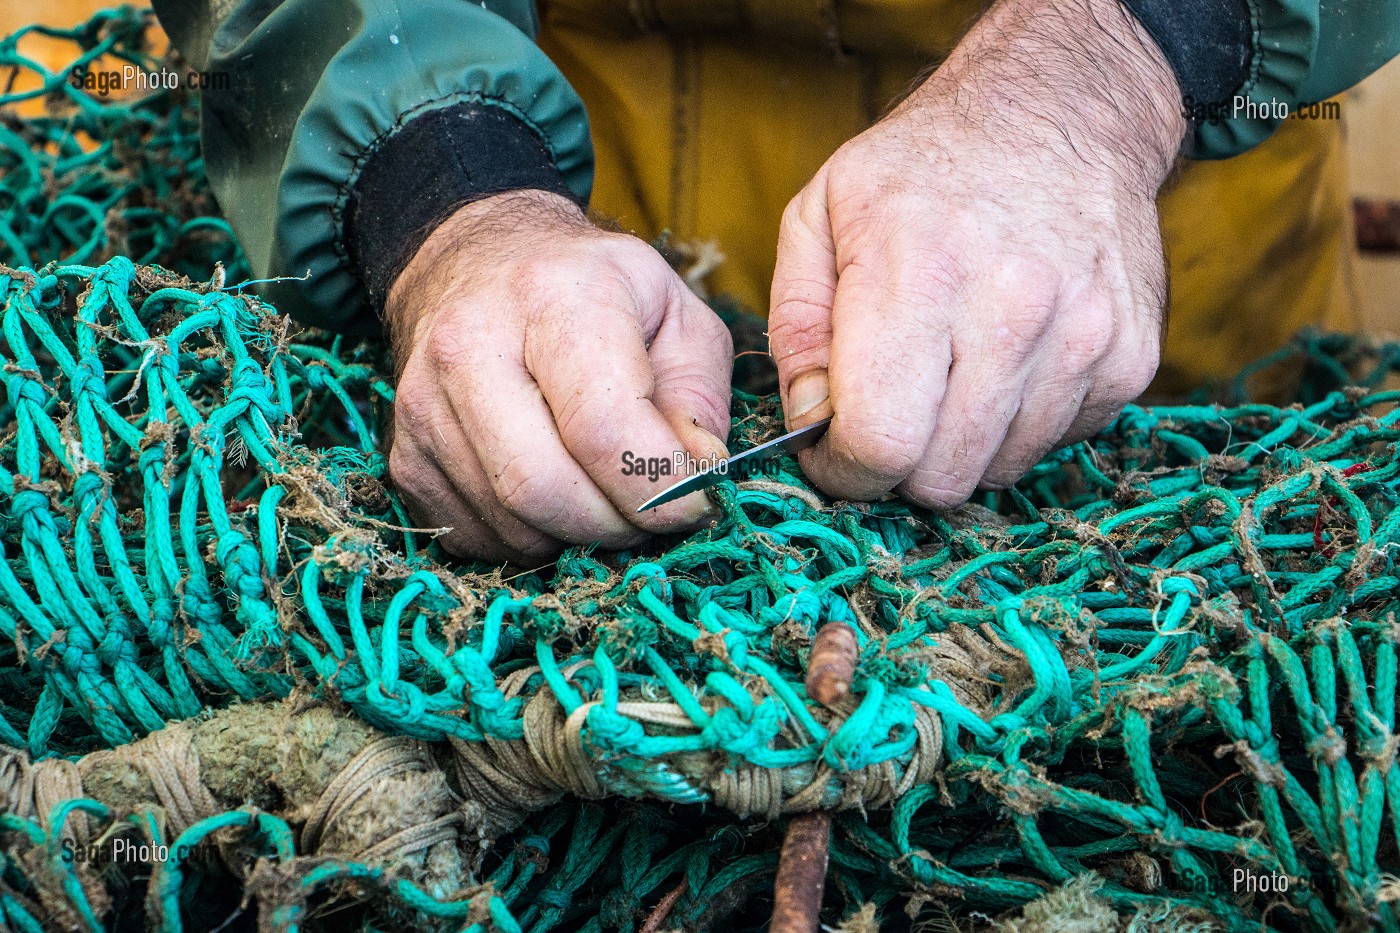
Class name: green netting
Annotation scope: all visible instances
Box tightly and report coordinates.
[2,9,1399,933]
[0,7,248,281]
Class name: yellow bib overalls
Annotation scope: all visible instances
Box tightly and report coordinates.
[537,0,1355,391]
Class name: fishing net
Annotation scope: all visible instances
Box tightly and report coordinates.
[2,8,1399,933]
[0,7,248,282]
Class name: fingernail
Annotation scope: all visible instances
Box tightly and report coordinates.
[672,417,730,467]
[787,369,830,422]
[692,428,730,464]
[683,491,718,525]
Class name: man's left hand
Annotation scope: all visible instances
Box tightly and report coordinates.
[769,0,1188,506]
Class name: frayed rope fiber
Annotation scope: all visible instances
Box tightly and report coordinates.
[3,8,1400,933]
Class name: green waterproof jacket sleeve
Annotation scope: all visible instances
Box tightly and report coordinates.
[1120,0,1400,159]
[151,0,593,334]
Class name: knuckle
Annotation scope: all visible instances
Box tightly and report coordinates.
[503,531,562,563]
[672,303,735,362]
[387,445,430,498]
[1061,299,1118,368]
[899,472,976,510]
[608,232,665,267]
[1101,348,1160,401]
[1074,405,1124,439]
[826,153,883,205]
[586,524,648,550]
[508,252,603,313]
[768,303,832,362]
[780,195,805,233]
[556,404,625,473]
[701,307,736,354]
[493,453,563,524]
[391,377,438,429]
[983,461,1034,490]
[670,382,731,434]
[779,191,825,243]
[437,522,505,561]
[990,296,1058,346]
[903,242,974,301]
[830,416,926,484]
[422,324,474,372]
[508,251,569,294]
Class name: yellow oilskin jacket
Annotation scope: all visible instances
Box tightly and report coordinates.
[536,0,1355,391]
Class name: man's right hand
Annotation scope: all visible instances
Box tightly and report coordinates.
[384,190,733,562]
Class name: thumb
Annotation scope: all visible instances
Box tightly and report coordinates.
[769,180,837,430]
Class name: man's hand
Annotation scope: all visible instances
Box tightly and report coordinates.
[386,190,733,562]
[770,0,1187,505]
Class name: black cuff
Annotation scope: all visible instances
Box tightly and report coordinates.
[346,102,580,311]
[1118,0,1252,118]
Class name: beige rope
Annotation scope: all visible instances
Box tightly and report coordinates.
[0,636,994,887]
[0,749,87,839]
[80,720,219,839]
[300,736,436,854]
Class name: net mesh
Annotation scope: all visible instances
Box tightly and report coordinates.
[1,9,1398,933]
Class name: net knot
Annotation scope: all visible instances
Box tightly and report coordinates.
[227,357,282,420]
[703,707,768,756]
[584,708,645,752]
[1150,808,1188,847]
[216,530,266,600]
[9,487,50,521]
[5,374,46,409]
[623,562,670,601]
[537,888,572,911]
[96,629,135,666]
[69,358,107,401]
[367,680,428,723]
[61,641,100,677]
[72,470,107,502]
[91,254,134,289]
[764,591,821,628]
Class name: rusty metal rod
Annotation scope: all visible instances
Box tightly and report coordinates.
[640,878,688,933]
[770,810,833,933]
[806,621,857,710]
[769,621,858,933]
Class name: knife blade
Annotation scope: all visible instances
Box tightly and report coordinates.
[636,417,832,513]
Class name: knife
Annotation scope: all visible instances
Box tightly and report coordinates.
[636,417,832,513]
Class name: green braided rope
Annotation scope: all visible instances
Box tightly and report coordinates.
[3,9,1400,933]
[0,7,248,281]
[2,259,1398,931]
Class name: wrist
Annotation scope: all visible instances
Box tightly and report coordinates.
[384,190,586,355]
[910,0,1187,193]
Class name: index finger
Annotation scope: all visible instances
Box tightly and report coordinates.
[527,286,718,532]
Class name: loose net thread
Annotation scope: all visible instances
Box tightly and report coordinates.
[2,9,1400,933]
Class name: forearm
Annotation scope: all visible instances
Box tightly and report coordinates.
[902,0,1187,193]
